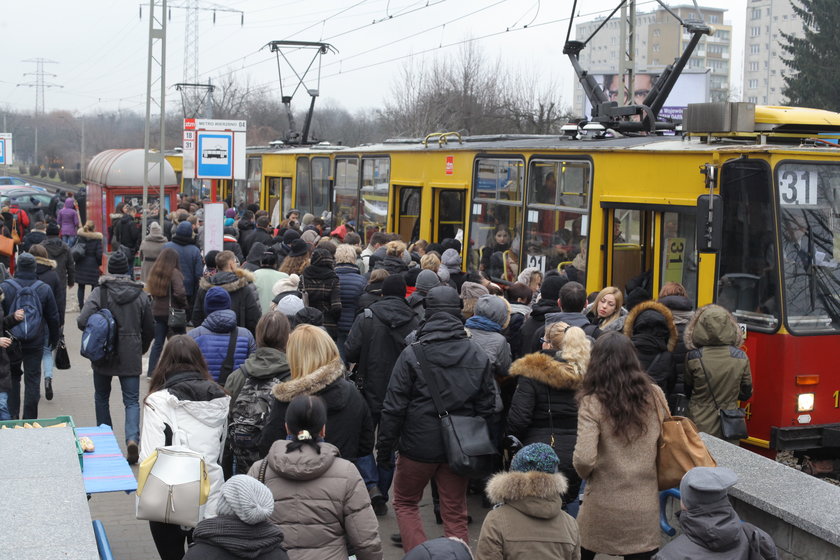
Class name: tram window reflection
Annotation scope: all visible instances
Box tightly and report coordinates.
[361,158,389,245]
[660,211,698,302]
[334,158,360,229]
[296,158,311,212]
[311,157,330,218]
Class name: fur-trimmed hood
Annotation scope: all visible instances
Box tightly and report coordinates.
[76,228,103,240]
[198,268,255,293]
[486,471,568,519]
[684,303,743,349]
[508,352,582,390]
[623,300,678,352]
[34,256,57,270]
[271,359,344,402]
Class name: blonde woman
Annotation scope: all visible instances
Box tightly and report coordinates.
[507,321,590,509]
[586,286,626,332]
[257,325,373,465]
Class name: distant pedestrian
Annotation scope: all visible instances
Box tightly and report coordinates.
[74,221,104,308]
[333,244,365,356]
[253,251,287,315]
[183,475,289,560]
[78,250,153,464]
[300,248,341,339]
[189,287,255,384]
[21,221,47,253]
[192,250,261,334]
[0,303,20,421]
[57,198,80,246]
[139,221,167,283]
[144,248,189,376]
[623,300,678,396]
[250,395,383,560]
[28,245,64,401]
[141,335,230,560]
[164,221,204,313]
[40,222,75,293]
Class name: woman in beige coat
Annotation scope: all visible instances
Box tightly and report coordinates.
[249,394,383,560]
[573,332,664,560]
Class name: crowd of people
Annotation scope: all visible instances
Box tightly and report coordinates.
[0,192,776,560]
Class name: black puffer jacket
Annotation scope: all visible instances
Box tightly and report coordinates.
[74,229,103,286]
[377,312,495,464]
[257,360,373,461]
[658,294,694,395]
[35,256,65,326]
[623,300,679,395]
[192,269,262,334]
[520,300,561,354]
[114,213,141,255]
[344,295,420,417]
[41,236,75,287]
[355,280,383,313]
[300,249,341,337]
[507,350,583,502]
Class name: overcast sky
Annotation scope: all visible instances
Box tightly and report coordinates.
[1,0,747,117]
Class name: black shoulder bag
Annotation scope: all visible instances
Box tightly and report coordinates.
[217,329,239,386]
[412,342,498,478]
[698,353,748,440]
[167,281,187,329]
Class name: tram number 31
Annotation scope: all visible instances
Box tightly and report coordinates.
[778,170,818,206]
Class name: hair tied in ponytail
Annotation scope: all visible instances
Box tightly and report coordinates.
[296,430,312,441]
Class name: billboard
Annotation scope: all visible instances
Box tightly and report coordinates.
[0,133,12,166]
[585,70,711,120]
[183,119,246,180]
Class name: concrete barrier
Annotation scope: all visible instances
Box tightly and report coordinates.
[694,433,840,560]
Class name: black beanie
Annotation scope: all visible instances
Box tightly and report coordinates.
[16,253,36,274]
[107,251,130,275]
[382,274,406,297]
[540,275,568,303]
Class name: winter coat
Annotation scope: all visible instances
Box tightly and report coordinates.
[654,504,778,560]
[344,296,420,416]
[623,301,679,396]
[223,237,245,264]
[476,470,580,560]
[0,268,61,350]
[300,254,341,337]
[257,360,374,461]
[224,347,291,405]
[468,328,512,379]
[35,256,65,326]
[253,269,287,315]
[74,229,103,286]
[373,254,407,276]
[77,275,154,376]
[139,232,167,282]
[403,538,474,560]
[0,297,20,394]
[658,295,694,396]
[192,269,262,334]
[507,351,583,502]
[20,230,46,253]
[520,300,561,354]
[140,371,230,519]
[164,234,203,298]
[334,263,366,334]
[189,310,256,382]
[238,221,258,257]
[355,281,383,313]
[249,440,383,560]
[250,229,274,254]
[41,236,75,287]
[243,242,269,273]
[113,213,140,255]
[377,312,496,464]
[57,199,80,237]
[531,311,598,355]
[405,291,426,321]
[573,385,664,556]
[184,516,289,560]
[150,269,188,318]
[684,305,753,439]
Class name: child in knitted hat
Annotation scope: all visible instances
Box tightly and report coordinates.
[184,475,289,560]
[476,443,580,559]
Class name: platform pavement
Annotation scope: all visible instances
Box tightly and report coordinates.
[42,304,619,559]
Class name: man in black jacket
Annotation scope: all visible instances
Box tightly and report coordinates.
[519,274,566,355]
[377,285,495,552]
[2,253,60,420]
[530,281,599,352]
[191,250,261,334]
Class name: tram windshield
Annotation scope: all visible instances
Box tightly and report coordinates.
[778,162,840,334]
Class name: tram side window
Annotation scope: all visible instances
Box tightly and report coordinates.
[716,160,779,330]
[361,158,390,245]
[296,158,311,212]
[334,158,360,227]
[246,157,262,208]
[660,211,698,301]
[311,157,330,219]
[778,163,840,334]
[469,157,524,282]
[525,160,591,277]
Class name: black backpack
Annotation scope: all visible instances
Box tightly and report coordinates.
[229,374,281,473]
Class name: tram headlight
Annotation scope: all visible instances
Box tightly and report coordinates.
[797,393,815,412]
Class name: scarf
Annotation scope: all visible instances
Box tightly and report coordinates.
[303,263,337,281]
[465,315,502,333]
[192,516,286,559]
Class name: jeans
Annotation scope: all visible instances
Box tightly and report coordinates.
[9,350,43,419]
[392,454,469,553]
[62,235,77,247]
[93,374,140,444]
[0,392,9,421]
[353,454,395,499]
[42,332,53,380]
[147,316,185,377]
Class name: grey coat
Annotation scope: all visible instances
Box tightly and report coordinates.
[139,233,167,282]
[77,275,154,376]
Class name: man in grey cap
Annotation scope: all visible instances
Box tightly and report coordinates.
[655,467,778,559]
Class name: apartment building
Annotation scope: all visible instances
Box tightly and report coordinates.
[742,0,800,106]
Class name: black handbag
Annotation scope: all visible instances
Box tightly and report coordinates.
[54,334,71,370]
[413,343,498,478]
[699,355,748,440]
[167,283,187,329]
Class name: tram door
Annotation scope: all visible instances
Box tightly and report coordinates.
[608,208,655,296]
[267,177,292,226]
[434,189,465,244]
[396,186,422,244]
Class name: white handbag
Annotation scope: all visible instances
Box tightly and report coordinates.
[136,445,210,528]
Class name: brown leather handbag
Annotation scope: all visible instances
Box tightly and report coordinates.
[654,388,716,490]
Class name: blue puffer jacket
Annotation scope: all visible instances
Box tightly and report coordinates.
[188,309,255,382]
[164,235,203,298]
[334,263,366,334]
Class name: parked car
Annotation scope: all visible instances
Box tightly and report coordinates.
[0,187,54,216]
[0,177,31,187]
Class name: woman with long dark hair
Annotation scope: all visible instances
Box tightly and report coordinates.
[144,248,188,376]
[573,331,664,560]
[140,335,230,560]
[250,395,383,560]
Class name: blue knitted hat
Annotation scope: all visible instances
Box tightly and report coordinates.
[511,443,559,474]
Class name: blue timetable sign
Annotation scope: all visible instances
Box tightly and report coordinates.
[196,133,233,179]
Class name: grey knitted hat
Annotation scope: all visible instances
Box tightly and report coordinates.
[277,295,305,316]
[415,269,440,294]
[215,475,275,525]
